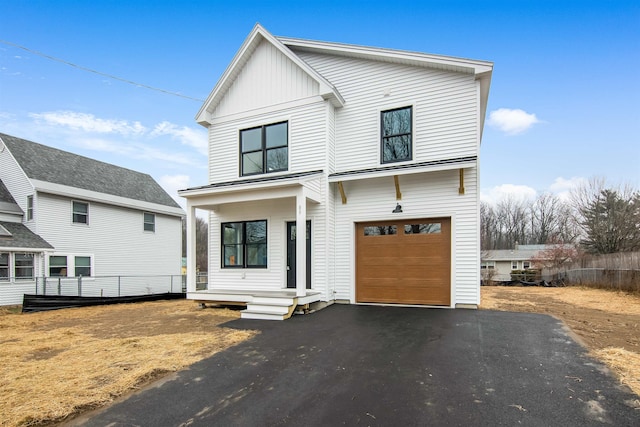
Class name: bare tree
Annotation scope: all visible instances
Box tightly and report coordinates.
[182,216,209,271]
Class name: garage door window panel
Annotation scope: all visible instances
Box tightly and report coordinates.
[363,225,397,236]
[404,223,441,234]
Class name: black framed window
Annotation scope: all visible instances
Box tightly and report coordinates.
[381,106,412,163]
[72,201,89,224]
[240,122,288,176]
[222,220,267,268]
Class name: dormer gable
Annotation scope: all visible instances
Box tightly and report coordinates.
[196,23,344,126]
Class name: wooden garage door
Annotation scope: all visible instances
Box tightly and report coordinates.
[356,218,451,306]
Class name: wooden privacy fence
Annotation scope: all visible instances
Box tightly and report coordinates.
[542,252,640,292]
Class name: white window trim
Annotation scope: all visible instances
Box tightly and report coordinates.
[26,195,34,221]
[46,253,94,278]
[72,200,90,226]
[143,212,156,233]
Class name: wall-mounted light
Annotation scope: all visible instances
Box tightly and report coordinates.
[392,203,402,213]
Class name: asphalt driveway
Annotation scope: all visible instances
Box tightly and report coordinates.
[74,305,638,426]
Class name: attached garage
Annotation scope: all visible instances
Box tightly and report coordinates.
[356,218,451,306]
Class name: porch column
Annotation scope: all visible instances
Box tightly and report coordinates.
[295,188,307,297]
[186,201,197,293]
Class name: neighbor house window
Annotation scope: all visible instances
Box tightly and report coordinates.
[0,253,8,280]
[222,220,267,268]
[26,195,33,221]
[72,201,88,224]
[15,254,34,279]
[49,255,68,277]
[511,261,518,270]
[481,261,495,270]
[144,212,155,232]
[381,106,412,164]
[523,261,531,269]
[75,256,91,277]
[240,122,288,176]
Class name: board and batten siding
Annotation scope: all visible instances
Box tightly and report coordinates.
[208,100,329,183]
[292,51,478,172]
[207,196,328,300]
[213,40,320,119]
[35,193,182,277]
[332,168,479,306]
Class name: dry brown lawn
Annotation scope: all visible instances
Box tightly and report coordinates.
[0,300,257,427]
[481,286,640,398]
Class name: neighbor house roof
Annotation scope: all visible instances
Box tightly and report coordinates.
[0,133,181,209]
[0,221,53,250]
[0,179,23,216]
[482,249,541,262]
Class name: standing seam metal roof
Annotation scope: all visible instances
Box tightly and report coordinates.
[0,133,181,209]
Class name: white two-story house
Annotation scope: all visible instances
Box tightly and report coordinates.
[180,24,493,319]
[0,133,185,305]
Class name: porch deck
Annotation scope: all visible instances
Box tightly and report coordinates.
[187,289,322,320]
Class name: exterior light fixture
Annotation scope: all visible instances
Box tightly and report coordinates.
[392,203,402,213]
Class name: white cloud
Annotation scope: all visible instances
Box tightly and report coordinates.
[481,184,537,204]
[29,111,146,136]
[159,174,191,207]
[488,108,541,135]
[548,176,587,201]
[152,121,208,156]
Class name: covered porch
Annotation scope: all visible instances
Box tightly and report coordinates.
[178,171,324,320]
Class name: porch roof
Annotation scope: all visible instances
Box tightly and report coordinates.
[178,170,323,209]
[0,221,54,252]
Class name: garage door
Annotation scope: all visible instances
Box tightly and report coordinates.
[356,218,451,306]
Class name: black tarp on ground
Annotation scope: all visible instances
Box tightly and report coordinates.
[21,293,185,313]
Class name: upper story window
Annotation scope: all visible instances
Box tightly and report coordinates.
[381,106,412,164]
[240,122,288,176]
[72,201,89,224]
[144,212,156,232]
[26,195,34,221]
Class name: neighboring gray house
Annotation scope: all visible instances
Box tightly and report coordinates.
[481,244,553,282]
[0,133,185,305]
[180,24,493,319]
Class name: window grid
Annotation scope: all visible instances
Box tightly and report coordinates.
[240,122,288,176]
[221,220,267,268]
[381,106,412,164]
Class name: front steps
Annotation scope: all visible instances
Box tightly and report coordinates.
[241,296,298,320]
[189,289,321,321]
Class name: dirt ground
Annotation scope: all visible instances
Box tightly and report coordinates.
[481,286,640,398]
[0,300,256,427]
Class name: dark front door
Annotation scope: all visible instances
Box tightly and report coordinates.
[286,221,311,289]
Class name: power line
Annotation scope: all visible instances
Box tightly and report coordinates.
[1,40,205,102]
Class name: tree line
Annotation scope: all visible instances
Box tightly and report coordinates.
[481,178,640,254]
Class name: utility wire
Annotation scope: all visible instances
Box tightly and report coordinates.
[1,40,205,102]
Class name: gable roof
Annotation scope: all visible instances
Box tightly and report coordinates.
[0,221,54,250]
[196,23,345,125]
[0,179,23,216]
[0,133,181,209]
[196,24,493,133]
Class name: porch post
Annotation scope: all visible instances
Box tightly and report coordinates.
[295,188,307,297]
[186,201,197,294]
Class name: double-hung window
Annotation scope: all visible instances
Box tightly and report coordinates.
[222,220,267,268]
[75,256,91,277]
[49,255,68,276]
[240,122,288,176]
[144,212,155,232]
[15,254,34,279]
[381,106,412,164]
[26,195,34,221]
[73,201,89,224]
[0,253,8,280]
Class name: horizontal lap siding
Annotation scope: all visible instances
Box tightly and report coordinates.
[0,147,34,230]
[36,194,181,277]
[293,52,478,172]
[333,169,479,306]
[209,101,327,183]
[208,198,327,299]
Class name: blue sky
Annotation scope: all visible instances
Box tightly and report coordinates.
[1,0,638,210]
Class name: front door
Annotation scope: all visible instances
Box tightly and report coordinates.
[286,221,311,289]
